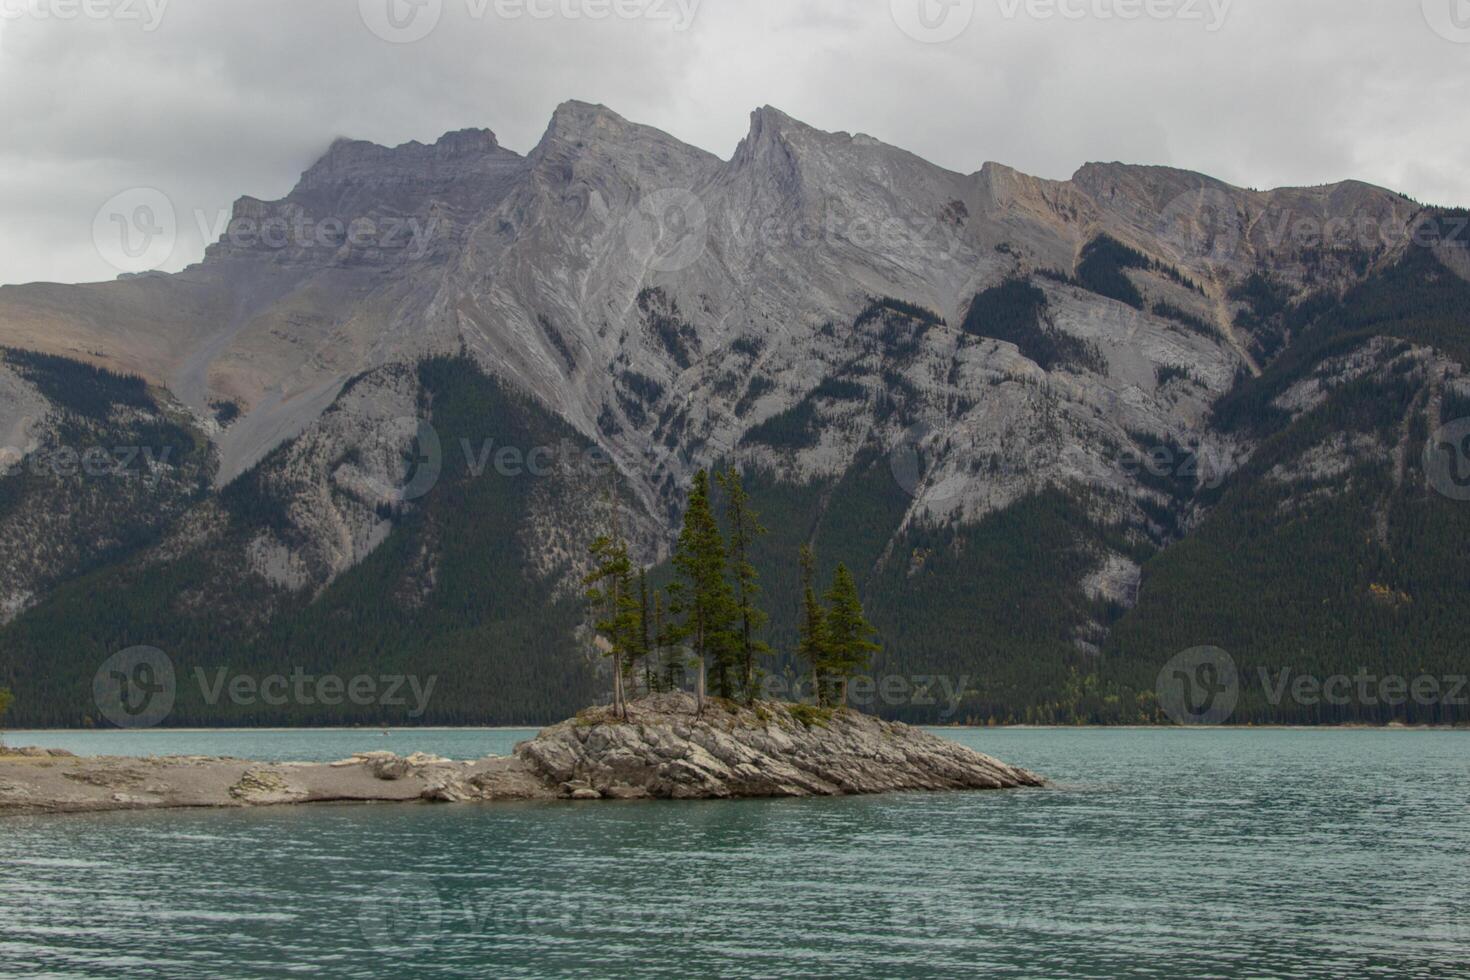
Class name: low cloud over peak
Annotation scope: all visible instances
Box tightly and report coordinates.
[1,0,1466,286]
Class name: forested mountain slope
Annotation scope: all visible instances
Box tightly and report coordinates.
[0,105,1464,725]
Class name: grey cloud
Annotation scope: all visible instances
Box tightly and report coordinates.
[1,0,1466,286]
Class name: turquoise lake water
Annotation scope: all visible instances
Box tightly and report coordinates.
[2,728,1467,978]
[2,727,535,763]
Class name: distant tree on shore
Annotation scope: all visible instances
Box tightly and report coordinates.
[0,688,13,746]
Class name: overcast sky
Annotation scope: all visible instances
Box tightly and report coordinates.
[1,0,1467,285]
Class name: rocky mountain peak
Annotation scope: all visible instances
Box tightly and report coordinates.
[527,100,719,210]
[743,104,806,141]
[432,127,504,156]
[731,104,874,170]
[1070,160,1412,223]
[1070,161,1228,212]
[725,104,960,228]
[722,106,809,210]
[295,127,517,193]
[534,100,720,165]
[539,100,633,143]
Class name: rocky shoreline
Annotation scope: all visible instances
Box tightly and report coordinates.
[0,694,1042,816]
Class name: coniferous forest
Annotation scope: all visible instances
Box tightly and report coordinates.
[585,465,879,718]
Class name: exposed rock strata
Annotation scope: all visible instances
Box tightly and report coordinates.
[0,696,1041,815]
[0,102,1424,623]
[518,693,1043,798]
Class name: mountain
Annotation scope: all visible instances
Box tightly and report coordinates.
[1,101,1466,726]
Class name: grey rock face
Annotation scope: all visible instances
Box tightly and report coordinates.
[0,367,211,624]
[228,767,308,804]
[0,101,1425,614]
[1,705,1040,815]
[516,693,1044,799]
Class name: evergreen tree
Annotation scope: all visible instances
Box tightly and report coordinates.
[0,687,12,744]
[717,468,771,703]
[824,563,880,708]
[638,568,652,695]
[655,588,685,693]
[668,470,736,711]
[585,486,640,719]
[797,545,830,706]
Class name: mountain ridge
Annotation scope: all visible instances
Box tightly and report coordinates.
[0,102,1464,726]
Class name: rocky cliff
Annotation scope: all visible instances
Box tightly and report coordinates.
[1,102,1466,726]
[519,693,1042,798]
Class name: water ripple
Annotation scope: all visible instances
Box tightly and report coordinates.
[2,728,1468,978]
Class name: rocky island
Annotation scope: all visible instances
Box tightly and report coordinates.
[0,694,1042,816]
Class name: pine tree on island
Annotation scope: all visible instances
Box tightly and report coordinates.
[797,544,830,705]
[667,469,737,713]
[822,563,880,707]
[584,481,640,720]
[638,568,653,695]
[718,468,772,704]
[654,588,684,693]
[794,548,881,708]
[585,468,882,718]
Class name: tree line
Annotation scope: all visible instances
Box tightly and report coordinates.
[0,687,12,746]
[586,468,879,717]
